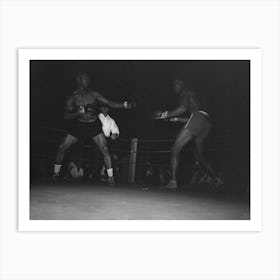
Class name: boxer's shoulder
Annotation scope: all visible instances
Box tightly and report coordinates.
[70,93,82,104]
[66,94,76,104]
[71,91,82,101]
[90,90,100,96]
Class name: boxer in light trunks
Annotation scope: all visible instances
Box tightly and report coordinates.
[157,77,223,190]
[53,73,131,184]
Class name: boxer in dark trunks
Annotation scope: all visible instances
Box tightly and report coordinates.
[157,77,223,190]
[53,73,131,184]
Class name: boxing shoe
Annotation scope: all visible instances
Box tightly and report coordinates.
[107,176,115,186]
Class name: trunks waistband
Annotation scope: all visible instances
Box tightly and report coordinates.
[78,119,97,123]
[198,110,209,116]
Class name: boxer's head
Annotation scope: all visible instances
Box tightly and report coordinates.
[173,77,184,93]
[76,72,90,88]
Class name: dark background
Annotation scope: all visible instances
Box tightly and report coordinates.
[30,60,250,139]
[30,60,250,189]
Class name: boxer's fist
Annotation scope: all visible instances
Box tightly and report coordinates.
[153,110,163,119]
[161,111,168,118]
[84,104,95,115]
[123,101,131,110]
[123,101,129,109]
[123,101,136,110]
[153,110,168,119]
[78,106,85,114]
[169,117,178,122]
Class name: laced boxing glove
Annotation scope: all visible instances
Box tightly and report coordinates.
[153,110,168,119]
[84,104,98,115]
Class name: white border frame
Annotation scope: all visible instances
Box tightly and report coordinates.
[18,48,262,232]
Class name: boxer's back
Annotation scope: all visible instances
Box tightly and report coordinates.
[180,88,205,115]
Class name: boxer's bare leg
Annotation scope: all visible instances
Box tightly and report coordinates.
[166,127,194,189]
[194,136,224,188]
[54,134,77,177]
[194,137,216,179]
[93,133,114,184]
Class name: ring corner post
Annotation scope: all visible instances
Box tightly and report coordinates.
[128,138,138,184]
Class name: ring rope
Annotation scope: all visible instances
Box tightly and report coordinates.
[33,126,237,143]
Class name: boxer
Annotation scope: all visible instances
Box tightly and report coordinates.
[154,77,223,190]
[53,72,132,185]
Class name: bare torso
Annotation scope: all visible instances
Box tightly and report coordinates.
[180,88,203,116]
[72,89,99,122]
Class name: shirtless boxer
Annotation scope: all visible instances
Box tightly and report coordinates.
[53,73,131,184]
[156,77,223,190]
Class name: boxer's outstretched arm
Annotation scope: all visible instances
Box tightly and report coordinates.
[165,106,186,118]
[94,91,128,109]
[170,117,189,123]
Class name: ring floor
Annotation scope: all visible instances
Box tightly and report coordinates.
[30,183,250,220]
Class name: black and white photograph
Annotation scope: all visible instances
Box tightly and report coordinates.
[2,1,278,279]
[18,49,261,231]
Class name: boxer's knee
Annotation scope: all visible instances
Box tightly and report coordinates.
[100,144,109,156]
[171,143,183,159]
